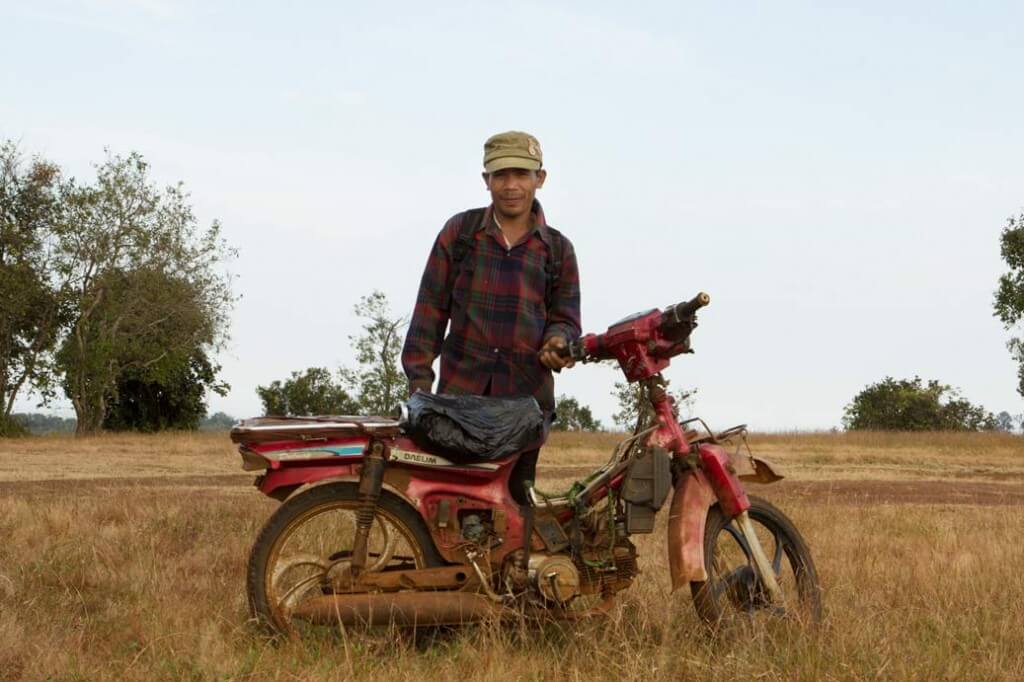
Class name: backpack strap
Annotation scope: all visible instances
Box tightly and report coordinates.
[543,225,565,312]
[446,208,487,307]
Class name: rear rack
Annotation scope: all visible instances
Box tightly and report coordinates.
[230,415,402,445]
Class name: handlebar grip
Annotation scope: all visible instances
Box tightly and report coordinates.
[665,292,711,322]
[554,339,587,362]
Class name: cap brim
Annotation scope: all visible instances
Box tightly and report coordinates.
[484,156,542,173]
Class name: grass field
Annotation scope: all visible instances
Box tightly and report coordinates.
[1,430,1023,681]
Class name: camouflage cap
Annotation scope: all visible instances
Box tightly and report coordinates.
[483,131,543,173]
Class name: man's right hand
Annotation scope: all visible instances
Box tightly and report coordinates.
[538,335,575,371]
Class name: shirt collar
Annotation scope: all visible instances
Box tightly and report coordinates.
[483,200,551,246]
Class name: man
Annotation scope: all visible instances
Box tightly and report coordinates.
[401,131,581,503]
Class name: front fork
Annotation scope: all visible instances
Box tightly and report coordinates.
[733,510,783,603]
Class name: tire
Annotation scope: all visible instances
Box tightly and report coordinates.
[247,481,443,635]
[690,495,822,630]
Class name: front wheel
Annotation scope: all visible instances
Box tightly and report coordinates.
[690,495,822,629]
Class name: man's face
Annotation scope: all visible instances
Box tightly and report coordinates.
[482,168,547,219]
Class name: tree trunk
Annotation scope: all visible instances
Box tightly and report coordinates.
[73,398,105,435]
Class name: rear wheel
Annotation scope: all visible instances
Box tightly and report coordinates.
[690,495,822,630]
[247,481,443,635]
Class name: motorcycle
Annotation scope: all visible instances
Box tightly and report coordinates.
[233,292,822,635]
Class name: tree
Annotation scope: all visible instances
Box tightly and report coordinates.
[0,143,67,435]
[843,376,998,431]
[257,367,359,416]
[611,379,695,430]
[995,211,1024,397]
[11,413,76,435]
[553,394,603,431]
[340,291,408,416]
[994,411,1017,433]
[200,411,237,431]
[54,152,234,434]
[103,347,228,431]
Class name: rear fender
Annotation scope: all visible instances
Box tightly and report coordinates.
[667,469,717,589]
[258,463,360,499]
[260,465,420,511]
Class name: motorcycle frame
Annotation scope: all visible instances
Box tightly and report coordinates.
[244,293,781,596]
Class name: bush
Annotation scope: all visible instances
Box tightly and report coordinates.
[843,377,997,431]
[0,415,29,437]
[553,395,602,432]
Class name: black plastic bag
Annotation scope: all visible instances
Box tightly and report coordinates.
[403,392,546,461]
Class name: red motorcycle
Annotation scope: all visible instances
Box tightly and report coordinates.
[234,293,822,635]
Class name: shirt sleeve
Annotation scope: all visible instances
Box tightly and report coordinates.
[401,215,461,391]
[543,236,582,343]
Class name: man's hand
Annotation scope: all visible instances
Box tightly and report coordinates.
[538,336,575,371]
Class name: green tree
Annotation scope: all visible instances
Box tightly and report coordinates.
[103,347,228,431]
[612,380,695,430]
[54,153,234,434]
[994,411,1017,433]
[843,376,997,431]
[200,411,237,431]
[995,209,1024,395]
[995,211,1024,397]
[340,290,408,416]
[553,394,603,432]
[257,367,359,416]
[0,143,68,435]
[11,413,76,435]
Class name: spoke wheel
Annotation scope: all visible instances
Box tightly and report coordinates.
[690,495,822,630]
[247,481,442,636]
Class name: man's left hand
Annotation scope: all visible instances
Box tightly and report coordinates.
[539,336,575,371]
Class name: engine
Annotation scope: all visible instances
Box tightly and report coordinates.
[576,539,639,595]
[501,540,639,604]
[529,554,580,603]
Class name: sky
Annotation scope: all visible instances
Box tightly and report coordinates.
[3,0,1023,430]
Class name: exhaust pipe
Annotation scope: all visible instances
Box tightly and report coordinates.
[289,592,508,627]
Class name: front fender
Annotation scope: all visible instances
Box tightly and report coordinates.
[667,468,717,589]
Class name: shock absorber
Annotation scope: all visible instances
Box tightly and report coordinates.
[350,440,386,576]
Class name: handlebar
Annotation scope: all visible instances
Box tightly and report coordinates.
[661,292,710,327]
[550,291,711,363]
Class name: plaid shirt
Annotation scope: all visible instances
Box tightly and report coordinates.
[402,201,581,413]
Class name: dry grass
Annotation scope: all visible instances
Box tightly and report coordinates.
[1,431,1023,680]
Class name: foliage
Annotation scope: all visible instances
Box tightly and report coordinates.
[53,152,234,434]
[10,412,76,435]
[552,394,602,431]
[199,411,237,431]
[339,290,408,416]
[611,379,695,430]
[843,376,998,431]
[0,414,29,437]
[994,411,1019,433]
[995,212,1024,398]
[0,143,68,424]
[103,348,228,432]
[257,367,359,416]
